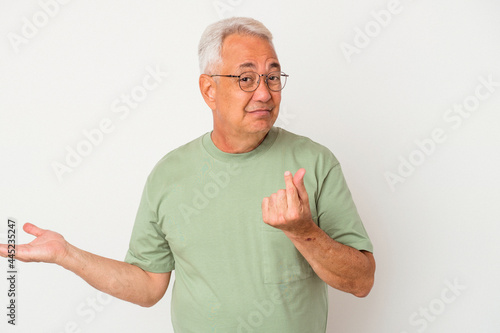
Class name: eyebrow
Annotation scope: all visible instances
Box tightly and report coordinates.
[236,62,281,72]
[269,62,281,71]
[237,62,256,71]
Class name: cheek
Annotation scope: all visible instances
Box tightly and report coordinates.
[275,94,282,104]
[232,93,254,111]
[217,86,250,106]
[272,93,282,108]
[215,92,250,119]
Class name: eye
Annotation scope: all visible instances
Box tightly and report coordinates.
[268,73,281,81]
[239,73,256,84]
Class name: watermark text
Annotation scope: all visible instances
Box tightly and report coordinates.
[385,74,499,191]
[6,218,18,325]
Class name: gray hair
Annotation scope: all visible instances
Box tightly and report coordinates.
[198,17,274,74]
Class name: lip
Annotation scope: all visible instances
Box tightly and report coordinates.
[246,109,271,117]
[247,108,272,113]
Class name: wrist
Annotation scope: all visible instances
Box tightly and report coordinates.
[57,242,76,269]
[283,219,319,241]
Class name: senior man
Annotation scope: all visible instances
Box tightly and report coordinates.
[1,17,375,332]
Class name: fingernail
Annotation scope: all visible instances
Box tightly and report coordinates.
[284,171,291,176]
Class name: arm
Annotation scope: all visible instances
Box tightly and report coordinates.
[284,225,374,297]
[262,169,375,297]
[0,223,170,307]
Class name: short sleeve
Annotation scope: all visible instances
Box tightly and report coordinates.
[124,176,175,273]
[316,163,373,253]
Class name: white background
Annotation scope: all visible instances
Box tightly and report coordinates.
[1,0,499,332]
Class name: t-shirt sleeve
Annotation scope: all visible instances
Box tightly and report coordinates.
[316,162,373,253]
[124,175,175,273]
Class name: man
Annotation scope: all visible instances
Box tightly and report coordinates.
[0,17,374,332]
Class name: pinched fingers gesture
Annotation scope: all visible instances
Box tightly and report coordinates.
[262,168,314,235]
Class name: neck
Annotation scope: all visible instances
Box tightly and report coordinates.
[211,128,270,153]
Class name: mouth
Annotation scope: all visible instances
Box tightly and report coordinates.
[246,107,273,115]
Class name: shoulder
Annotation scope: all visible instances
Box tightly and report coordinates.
[146,133,207,184]
[274,127,339,167]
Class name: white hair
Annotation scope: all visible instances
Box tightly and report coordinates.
[198,17,274,74]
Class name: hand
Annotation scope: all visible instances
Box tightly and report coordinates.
[0,223,69,264]
[261,168,315,236]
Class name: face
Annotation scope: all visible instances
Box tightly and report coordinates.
[211,34,282,138]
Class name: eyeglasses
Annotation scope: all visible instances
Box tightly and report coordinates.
[210,71,289,92]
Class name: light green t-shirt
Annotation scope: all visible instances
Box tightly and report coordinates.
[125,127,373,332]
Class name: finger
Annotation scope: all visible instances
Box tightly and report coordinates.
[23,223,44,237]
[293,168,309,202]
[276,189,288,213]
[284,171,299,208]
[262,197,269,222]
[0,244,7,256]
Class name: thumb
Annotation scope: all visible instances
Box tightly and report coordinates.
[23,223,44,237]
[293,168,308,200]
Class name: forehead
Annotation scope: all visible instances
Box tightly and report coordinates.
[220,34,280,71]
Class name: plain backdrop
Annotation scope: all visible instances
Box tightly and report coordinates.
[1,1,499,332]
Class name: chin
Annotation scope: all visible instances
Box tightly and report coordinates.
[248,120,275,134]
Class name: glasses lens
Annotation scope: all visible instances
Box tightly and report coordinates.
[239,72,259,92]
[267,71,286,91]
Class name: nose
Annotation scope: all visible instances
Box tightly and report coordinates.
[251,75,272,102]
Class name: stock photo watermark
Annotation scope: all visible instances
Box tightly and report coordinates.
[340,0,406,63]
[400,278,466,333]
[236,266,295,333]
[385,74,499,192]
[213,0,245,19]
[237,290,283,333]
[54,290,113,333]
[5,218,18,325]
[274,105,296,129]
[179,162,242,224]
[7,0,73,54]
[51,65,168,183]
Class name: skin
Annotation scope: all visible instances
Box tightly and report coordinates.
[199,33,281,153]
[202,34,376,296]
[262,169,376,297]
[0,223,170,307]
[0,33,375,308]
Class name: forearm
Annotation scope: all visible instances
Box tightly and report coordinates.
[60,244,167,307]
[0,223,169,306]
[284,223,375,297]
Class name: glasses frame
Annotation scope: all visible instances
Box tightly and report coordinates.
[210,71,289,92]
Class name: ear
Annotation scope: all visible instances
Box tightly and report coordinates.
[199,74,217,110]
